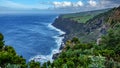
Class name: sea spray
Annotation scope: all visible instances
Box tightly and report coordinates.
[29,23,65,63]
[0,14,61,63]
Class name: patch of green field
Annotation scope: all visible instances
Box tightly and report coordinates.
[71,15,95,23]
[62,14,82,18]
[61,12,99,23]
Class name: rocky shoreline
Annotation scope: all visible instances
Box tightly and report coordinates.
[51,15,85,59]
[51,13,108,59]
[52,34,66,60]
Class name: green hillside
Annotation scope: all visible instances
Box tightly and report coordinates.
[53,7,120,43]
[41,6,120,68]
[61,9,109,23]
[44,25,120,67]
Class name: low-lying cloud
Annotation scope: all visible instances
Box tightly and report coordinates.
[53,1,84,8]
[0,0,120,13]
[88,0,97,7]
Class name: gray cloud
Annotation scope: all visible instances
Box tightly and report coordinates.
[105,0,120,4]
[97,0,120,9]
[52,1,84,9]
[51,0,120,13]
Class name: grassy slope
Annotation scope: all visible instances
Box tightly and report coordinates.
[61,9,109,23]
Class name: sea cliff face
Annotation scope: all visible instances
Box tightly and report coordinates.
[52,9,114,43]
[52,16,85,42]
[52,16,85,34]
[52,16,106,43]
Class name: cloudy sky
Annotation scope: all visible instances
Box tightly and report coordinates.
[0,0,120,14]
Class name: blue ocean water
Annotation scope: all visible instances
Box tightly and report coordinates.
[0,14,65,63]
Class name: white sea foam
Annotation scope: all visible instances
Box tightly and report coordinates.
[29,54,52,63]
[48,24,66,35]
[56,16,59,19]
[29,23,66,63]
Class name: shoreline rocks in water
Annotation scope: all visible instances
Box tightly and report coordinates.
[59,34,65,37]
[52,43,65,60]
[52,36,65,60]
[52,53,60,59]
[59,42,65,50]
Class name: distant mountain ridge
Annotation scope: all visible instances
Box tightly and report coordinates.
[52,6,120,43]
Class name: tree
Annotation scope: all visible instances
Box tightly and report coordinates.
[0,33,27,68]
[5,63,21,68]
[28,60,40,68]
[71,37,80,44]
[66,61,74,68]
[0,33,4,49]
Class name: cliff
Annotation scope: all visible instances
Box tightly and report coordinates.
[44,6,120,68]
[52,7,120,43]
[52,16,85,42]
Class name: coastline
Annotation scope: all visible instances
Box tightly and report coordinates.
[29,23,66,63]
[48,23,66,60]
[29,15,66,64]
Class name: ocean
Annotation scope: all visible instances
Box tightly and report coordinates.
[0,14,65,63]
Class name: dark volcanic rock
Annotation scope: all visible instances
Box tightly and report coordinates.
[52,16,85,41]
[59,43,65,50]
[52,53,60,59]
[59,34,65,37]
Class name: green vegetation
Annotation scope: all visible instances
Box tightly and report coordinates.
[57,7,120,43]
[61,9,109,23]
[41,23,120,68]
[71,15,95,23]
[0,33,41,68]
[43,7,120,67]
[63,13,98,23]
[28,60,41,68]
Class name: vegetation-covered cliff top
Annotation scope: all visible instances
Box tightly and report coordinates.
[60,9,109,23]
[53,6,120,43]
